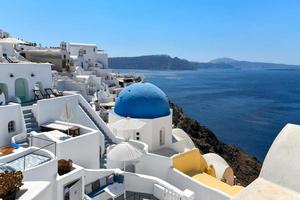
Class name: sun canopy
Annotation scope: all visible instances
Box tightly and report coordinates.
[107,142,143,162]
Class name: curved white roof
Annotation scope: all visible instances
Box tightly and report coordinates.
[203,153,231,180]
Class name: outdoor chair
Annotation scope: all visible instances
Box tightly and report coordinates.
[33,89,49,100]
[11,132,30,148]
[44,88,63,97]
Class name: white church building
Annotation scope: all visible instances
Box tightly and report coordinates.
[108,82,174,152]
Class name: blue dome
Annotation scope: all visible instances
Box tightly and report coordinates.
[114,82,170,119]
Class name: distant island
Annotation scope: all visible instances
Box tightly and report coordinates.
[109,55,196,70]
[109,55,300,70]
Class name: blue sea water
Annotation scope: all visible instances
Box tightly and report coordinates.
[113,68,300,160]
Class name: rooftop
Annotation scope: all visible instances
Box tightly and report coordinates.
[114,82,170,119]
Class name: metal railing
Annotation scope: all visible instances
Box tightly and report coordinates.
[30,135,57,156]
[0,136,56,172]
[117,192,160,200]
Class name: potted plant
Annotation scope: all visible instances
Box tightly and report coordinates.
[58,159,73,175]
[0,171,23,200]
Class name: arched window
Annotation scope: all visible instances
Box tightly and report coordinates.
[160,128,165,146]
[8,121,15,133]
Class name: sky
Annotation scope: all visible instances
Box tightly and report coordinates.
[1,0,300,64]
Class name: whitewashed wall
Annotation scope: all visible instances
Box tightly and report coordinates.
[0,148,57,182]
[135,153,172,179]
[84,168,117,185]
[31,122,100,169]
[109,111,173,152]
[68,43,108,69]
[151,114,173,151]
[56,164,85,200]
[56,131,100,169]
[124,172,194,200]
[21,181,54,200]
[0,103,25,147]
[35,95,96,130]
[259,123,300,192]
[167,168,231,200]
[0,63,52,101]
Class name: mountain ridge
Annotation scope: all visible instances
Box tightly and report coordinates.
[109,55,197,70]
[109,55,300,70]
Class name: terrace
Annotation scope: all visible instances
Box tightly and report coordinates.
[83,168,194,200]
[0,145,55,173]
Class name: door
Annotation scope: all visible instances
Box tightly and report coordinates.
[15,78,28,102]
[160,128,165,146]
[69,179,82,200]
[64,179,82,200]
[0,83,8,103]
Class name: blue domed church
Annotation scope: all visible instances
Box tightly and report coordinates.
[109,82,173,151]
[114,82,170,119]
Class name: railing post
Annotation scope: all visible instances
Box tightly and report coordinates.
[23,155,26,171]
[30,134,32,147]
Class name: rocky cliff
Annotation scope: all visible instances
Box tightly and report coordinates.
[170,102,262,186]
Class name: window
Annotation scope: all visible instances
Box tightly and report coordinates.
[8,121,15,133]
[160,129,165,146]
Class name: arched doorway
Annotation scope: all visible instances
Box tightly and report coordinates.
[15,78,29,102]
[0,83,8,100]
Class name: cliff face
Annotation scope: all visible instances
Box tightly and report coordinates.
[170,102,262,186]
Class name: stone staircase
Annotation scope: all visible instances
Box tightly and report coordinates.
[79,102,114,168]
[23,109,39,133]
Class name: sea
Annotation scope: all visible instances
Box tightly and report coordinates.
[113,68,300,161]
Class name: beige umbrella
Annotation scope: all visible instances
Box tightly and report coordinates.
[107,141,143,163]
[107,141,143,199]
[60,101,73,134]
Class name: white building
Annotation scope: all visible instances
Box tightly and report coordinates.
[1,30,300,200]
[0,38,52,104]
[67,42,108,69]
[0,63,52,103]
[1,78,300,200]
[0,29,10,38]
[108,82,175,152]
